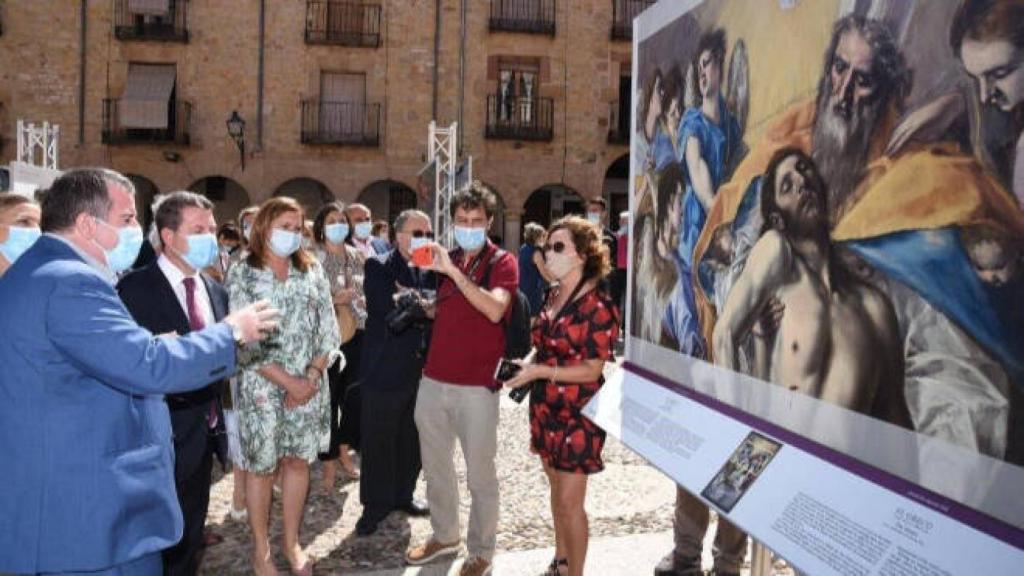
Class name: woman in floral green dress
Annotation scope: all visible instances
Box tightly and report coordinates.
[227,197,341,576]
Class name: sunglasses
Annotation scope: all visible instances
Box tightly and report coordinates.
[408,230,435,239]
[543,241,568,254]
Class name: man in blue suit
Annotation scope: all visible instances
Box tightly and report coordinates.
[117,191,231,576]
[0,168,278,575]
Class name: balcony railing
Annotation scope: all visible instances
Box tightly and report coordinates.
[486,95,554,141]
[102,98,192,145]
[608,101,630,145]
[611,0,654,41]
[305,1,382,47]
[489,0,556,36]
[114,0,188,42]
[301,99,381,146]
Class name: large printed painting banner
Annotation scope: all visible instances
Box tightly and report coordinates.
[621,0,1024,557]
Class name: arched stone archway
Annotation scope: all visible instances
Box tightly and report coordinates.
[272,177,334,218]
[522,184,585,232]
[127,174,159,232]
[187,176,251,229]
[356,180,419,227]
[603,153,630,232]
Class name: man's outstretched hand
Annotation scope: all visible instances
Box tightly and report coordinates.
[223,300,280,345]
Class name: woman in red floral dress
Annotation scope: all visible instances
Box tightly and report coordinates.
[506,216,620,576]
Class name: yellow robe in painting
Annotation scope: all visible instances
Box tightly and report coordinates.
[693,97,1024,359]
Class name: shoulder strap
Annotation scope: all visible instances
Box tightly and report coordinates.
[480,248,506,289]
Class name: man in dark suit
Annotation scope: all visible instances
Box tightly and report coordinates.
[118,191,230,576]
[356,209,435,535]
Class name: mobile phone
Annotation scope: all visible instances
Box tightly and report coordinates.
[494,358,522,382]
[411,245,434,268]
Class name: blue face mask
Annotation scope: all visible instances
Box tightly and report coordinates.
[0,226,41,266]
[180,233,219,271]
[325,223,349,245]
[410,236,431,253]
[97,221,144,274]
[354,221,373,240]
[269,228,302,258]
[454,226,487,252]
[586,212,602,225]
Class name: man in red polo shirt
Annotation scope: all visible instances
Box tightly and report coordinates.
[405,183,517,576]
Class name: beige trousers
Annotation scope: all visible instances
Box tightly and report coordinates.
[414,376,500,560]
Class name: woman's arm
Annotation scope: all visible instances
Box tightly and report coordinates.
[505,358,606,389]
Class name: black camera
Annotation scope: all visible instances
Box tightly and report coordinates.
[386,291,429,334]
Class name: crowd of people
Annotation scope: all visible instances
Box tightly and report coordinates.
[0,173,623,576]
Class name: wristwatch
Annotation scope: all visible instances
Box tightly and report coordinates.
[228,321,245,347]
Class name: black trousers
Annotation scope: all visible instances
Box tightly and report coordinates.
[320,332,364,460]
[162,403,215,576]
[359,380,422,517]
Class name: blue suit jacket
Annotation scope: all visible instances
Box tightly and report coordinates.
[0,236,236,574]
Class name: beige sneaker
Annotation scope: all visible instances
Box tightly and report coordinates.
[459,556,492,576]
[405,538,461,566]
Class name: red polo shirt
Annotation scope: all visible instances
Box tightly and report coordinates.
[424,242,519,387]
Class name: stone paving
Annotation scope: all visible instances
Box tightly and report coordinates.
[200,367,795,575]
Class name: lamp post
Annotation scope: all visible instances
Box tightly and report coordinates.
[226,110,246,171]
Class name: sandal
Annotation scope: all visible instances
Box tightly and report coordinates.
[542,557,568,575]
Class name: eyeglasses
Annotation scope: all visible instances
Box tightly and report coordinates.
[543,241,567,254]
[408,230,435,239]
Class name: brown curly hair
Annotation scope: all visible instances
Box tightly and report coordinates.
[548,215,612,281]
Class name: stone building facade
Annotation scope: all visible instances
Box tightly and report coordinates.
[0,0,645,247]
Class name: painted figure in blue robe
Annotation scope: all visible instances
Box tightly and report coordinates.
[664,29,743,356]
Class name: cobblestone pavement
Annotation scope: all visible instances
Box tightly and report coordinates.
[199,363,794,575]
[200,375,679,575]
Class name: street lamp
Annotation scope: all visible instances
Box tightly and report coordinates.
[226,110,246,170]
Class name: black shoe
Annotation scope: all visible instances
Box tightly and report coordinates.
[356,510,387,536]
[396,498,430,517]
[654,552,702,576]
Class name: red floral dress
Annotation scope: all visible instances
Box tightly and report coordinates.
[530,288,620,474]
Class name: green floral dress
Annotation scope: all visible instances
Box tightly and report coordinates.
[226,258,342,474]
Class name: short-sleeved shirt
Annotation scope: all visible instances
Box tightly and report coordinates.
[424,242,519,387]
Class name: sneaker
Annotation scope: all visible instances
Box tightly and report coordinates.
[405,538,461,566]
[459,556,492,576]
[654,552,702,576]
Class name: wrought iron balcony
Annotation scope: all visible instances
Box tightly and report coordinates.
[114,0,189,43]
[102,98,192,145]
[489,0,556,36]
[611,0,654,41]
[301,99,381,146]
[608,100,630,145]
[486,95,554,142]
[305,1,382,47]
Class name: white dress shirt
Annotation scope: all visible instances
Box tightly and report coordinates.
[157,253,215,329]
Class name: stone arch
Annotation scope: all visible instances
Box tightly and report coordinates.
[356,179,419,226]
[126,173,159,232]
[187,176,251,229]
[603,153,630,231]
[521,183,585,232]
[272,177,334,218]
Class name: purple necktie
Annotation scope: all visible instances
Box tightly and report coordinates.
[183,277,217,429]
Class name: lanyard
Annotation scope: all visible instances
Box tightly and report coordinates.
[437,246,494,303]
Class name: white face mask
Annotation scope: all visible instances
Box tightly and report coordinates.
[546,251,579,280]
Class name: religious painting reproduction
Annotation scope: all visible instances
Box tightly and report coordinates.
[701,432,782,513]
[628,0,1024,531]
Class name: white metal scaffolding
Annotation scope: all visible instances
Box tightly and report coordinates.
[428,121,457,249]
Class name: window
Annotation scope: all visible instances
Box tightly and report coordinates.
[320,72,366,141]
[498,60,539,125]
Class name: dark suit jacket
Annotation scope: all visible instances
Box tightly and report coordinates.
[361,249,435,390]
[117,261,230,465]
